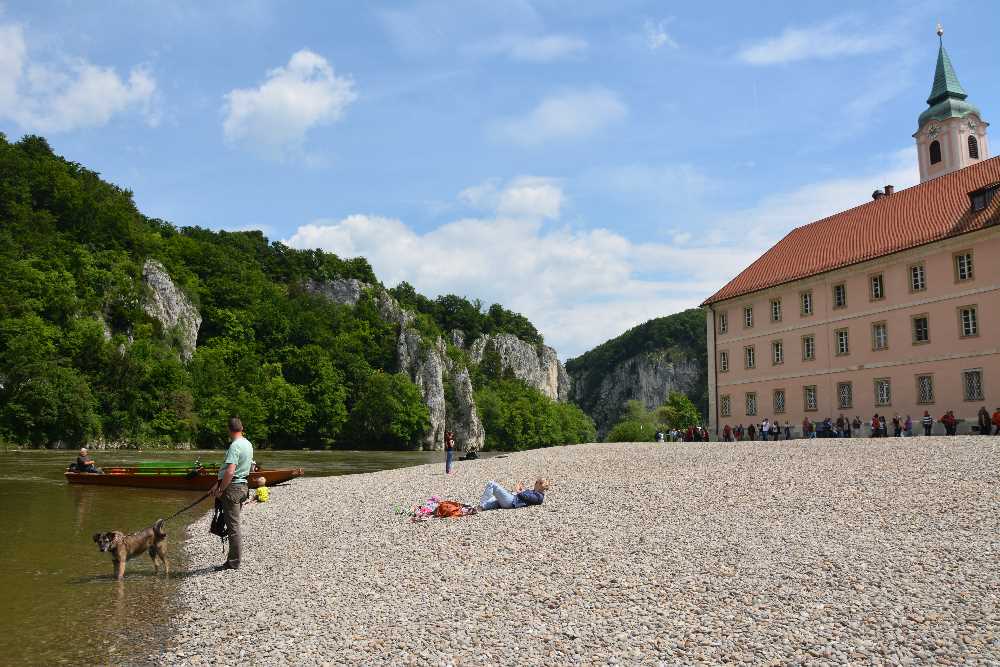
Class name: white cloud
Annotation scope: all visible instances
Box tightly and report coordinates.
[738,18,896,66]
[285,177,738,357]
[0,22,158,132]
[492,88,627,147]
[284,146,922,357]
[222,49,357,158]
[460,176,564,220]
[644,19,678,50]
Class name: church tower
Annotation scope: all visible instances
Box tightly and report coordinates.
[914,25,989,182]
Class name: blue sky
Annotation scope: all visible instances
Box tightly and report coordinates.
[2,1,998,357]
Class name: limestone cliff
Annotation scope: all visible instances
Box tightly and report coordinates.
[141,259,201,362]
[566,308,707,438]
[468,333,570,401]
[304,279,485,451]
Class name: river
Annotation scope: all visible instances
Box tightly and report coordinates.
[0,448,449,665]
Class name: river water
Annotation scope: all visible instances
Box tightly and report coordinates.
[0,448,447,665]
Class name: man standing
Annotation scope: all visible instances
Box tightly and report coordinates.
[210,417,253,571]
[921,411,934,436]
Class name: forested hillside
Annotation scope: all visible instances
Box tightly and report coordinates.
[0,134,593,450]
[565,308,708,437]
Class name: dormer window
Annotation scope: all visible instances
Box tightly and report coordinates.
[968,135,979,159]
[970,185,997,212]
[929,140,942,165]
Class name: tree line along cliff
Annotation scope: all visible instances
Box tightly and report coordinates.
[0,134,593,450]
[565,308,708,438]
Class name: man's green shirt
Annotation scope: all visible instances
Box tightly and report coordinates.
[220,436,253,484]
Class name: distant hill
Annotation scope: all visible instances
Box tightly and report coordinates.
[565,308,707,437]
[0,134,593,450]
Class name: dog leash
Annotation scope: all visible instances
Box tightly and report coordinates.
[163,491,213,523]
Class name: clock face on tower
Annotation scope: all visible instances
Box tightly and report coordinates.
[968,119,978,130]
[928,125,940,139]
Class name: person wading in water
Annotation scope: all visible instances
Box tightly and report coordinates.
[209,417,254,571]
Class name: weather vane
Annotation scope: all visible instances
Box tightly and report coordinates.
[936,22,944,38]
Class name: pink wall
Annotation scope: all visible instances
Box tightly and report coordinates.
[708,226,1000,435]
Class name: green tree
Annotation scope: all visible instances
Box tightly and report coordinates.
[475,379,595,451]
[655,391,702,430]
[344,372,430,449]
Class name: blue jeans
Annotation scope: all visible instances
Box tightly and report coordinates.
[479,481,515,511]
[446,449,453,474]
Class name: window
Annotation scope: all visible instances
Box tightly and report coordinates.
[832,283,847,309]
[969,135,980,159]
[773,389,786,414]
[800,290,813,316]
[910,264,926,292]
[720,394,731,417]
[802,334,816,360]
[743,306,754,328]
[962,369,984,401]
[869,273,885,300]
[954,251,974,282]
[803,385,818,412]
[929,140,942,164]
[772,340,784,365]
[835,328,850,356]
[770,298,782,322]
[912,315,930,344]
[872,321,888,351]
[916,375,935,404]
[971,186,996,212]
[744,345,756,369]
[745,392,757,417]
[875,378,891,406]
[837,382,853,409]
[718,312,728,334]
[959,306,979,338]
[719,350,729,373]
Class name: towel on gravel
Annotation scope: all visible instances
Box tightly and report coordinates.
[408,496,477,522]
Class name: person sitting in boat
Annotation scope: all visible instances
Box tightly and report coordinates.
[74,448,102,473]
[478,478,549,511]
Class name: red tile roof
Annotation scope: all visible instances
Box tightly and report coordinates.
[702,156,1000,305]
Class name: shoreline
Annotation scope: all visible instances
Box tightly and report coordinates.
[156,438,1000,665]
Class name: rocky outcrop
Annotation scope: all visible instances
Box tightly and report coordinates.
[469,333,570,401]
[303,278,366,307]
[447,368,485,452]
[141,259,201,362]
[304,279,484,451]
[570,351,702,438]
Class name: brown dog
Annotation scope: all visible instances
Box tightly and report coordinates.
[93,518,168,580]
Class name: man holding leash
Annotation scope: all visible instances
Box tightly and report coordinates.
[209,417,254,571]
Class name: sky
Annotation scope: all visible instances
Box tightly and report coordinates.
[2,1,998,358]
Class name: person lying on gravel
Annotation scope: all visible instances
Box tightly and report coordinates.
[478,478,549,511]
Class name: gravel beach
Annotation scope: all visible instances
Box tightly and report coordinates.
[156,438,1000,666]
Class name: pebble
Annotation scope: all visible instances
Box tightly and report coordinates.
[153,438,1000,665]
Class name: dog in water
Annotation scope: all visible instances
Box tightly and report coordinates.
[93,518,168,580]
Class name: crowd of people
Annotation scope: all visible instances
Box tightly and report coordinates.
[655,426,710,442]
[720,406,1000,441]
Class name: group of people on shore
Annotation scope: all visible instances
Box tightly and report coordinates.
[655,426,709,442]
[721,406,1000,441]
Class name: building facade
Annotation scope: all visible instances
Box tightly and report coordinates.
[703,33,999,437]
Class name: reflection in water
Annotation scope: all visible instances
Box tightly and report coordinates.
[0,448,448,665]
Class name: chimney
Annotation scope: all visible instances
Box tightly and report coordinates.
[884,184,895,196]
[872,188,885,200]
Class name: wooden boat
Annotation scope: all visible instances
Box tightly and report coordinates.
[65,465,304,490]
